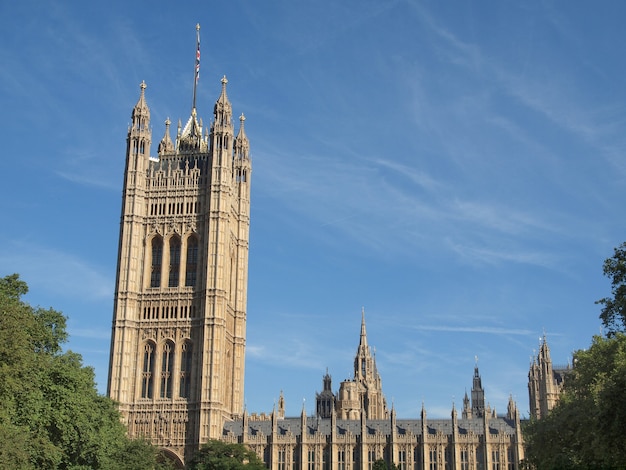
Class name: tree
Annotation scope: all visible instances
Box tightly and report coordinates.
[597,242,626,335]
[523,334,626,469]
[372,459,398,470]
[186,440,266,470]
[0,273,167,469]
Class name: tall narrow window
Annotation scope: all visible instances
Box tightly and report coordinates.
[179,341,192,399]
[368,450,376,470]
[507,447,515,470]
[492,450,500,470]
[399,450,407,470]
[338,450,345,470]
[185,235,198,287]
[160,341,174,398]
[141,342,155,398]
[429,448,437,470]
[150,237,163,288]
[460,448,469,470]
[277,448,286,470]
[168,236,181,287]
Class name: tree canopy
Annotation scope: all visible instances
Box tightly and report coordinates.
[0,274,168,469]
[372,459,398,470]
[523,334,626,469]
[523,243,626,469]
[597,242,626,335]
[186,440,266,470]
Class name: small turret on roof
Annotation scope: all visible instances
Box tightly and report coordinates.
[158,118,174,155]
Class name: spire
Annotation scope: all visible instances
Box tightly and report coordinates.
[277,390,285,419]
[127,81,151,165]
[158,118,174,155]
[131,81,150,128]
[237,113,247,137]
[234,113,250,162]
[507,394,517,420]
[178,108,206,152]
[359,307,368,348]
[211,75,233,139]
[539,333,552,364]
[218,75,229,105]
[135,81,147,109]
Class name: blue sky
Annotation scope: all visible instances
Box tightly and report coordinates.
[2,1,625,419]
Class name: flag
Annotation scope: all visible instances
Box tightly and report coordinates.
[195,35,200,84]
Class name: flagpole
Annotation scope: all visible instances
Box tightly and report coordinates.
[192,23,200,111]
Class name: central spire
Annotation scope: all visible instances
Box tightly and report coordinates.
[359,307,368,347]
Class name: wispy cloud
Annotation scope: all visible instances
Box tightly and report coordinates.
[69,328,111,340]
[0,241,113,302]
[247,340,328,371]
[410,324,534,336]
[55,170,119,190]
[446,240,559,268]
[255,142,569,269]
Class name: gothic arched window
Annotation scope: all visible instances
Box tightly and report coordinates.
[150,236,163,288]
[168,236,181,287]
[179,340,192,399]
[160,341,174,399]
[141,341,155,398]
[185,235,198,287]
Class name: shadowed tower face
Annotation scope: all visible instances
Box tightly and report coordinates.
[107,33,251,463]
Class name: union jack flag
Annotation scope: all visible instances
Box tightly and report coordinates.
[195,38,200,84]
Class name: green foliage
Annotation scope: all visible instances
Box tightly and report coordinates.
[0,273,164,469]
[372,459,398,470]
[523,334,626,469]
[597,242,626,335]
[186,440,266,470]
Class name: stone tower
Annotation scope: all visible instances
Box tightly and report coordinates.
[471,362,486,417]
[107,29,251,464]
[462,361,485,419]
[528,335,569,419]
[336,309,388,420]
[315,369,335,418]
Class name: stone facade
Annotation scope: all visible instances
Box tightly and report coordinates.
[107,72,251,465]
[223,314,525,470]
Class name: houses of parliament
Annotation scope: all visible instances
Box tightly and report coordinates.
[107,30,566,469]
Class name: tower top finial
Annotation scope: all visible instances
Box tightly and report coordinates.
[140,80,146,91]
